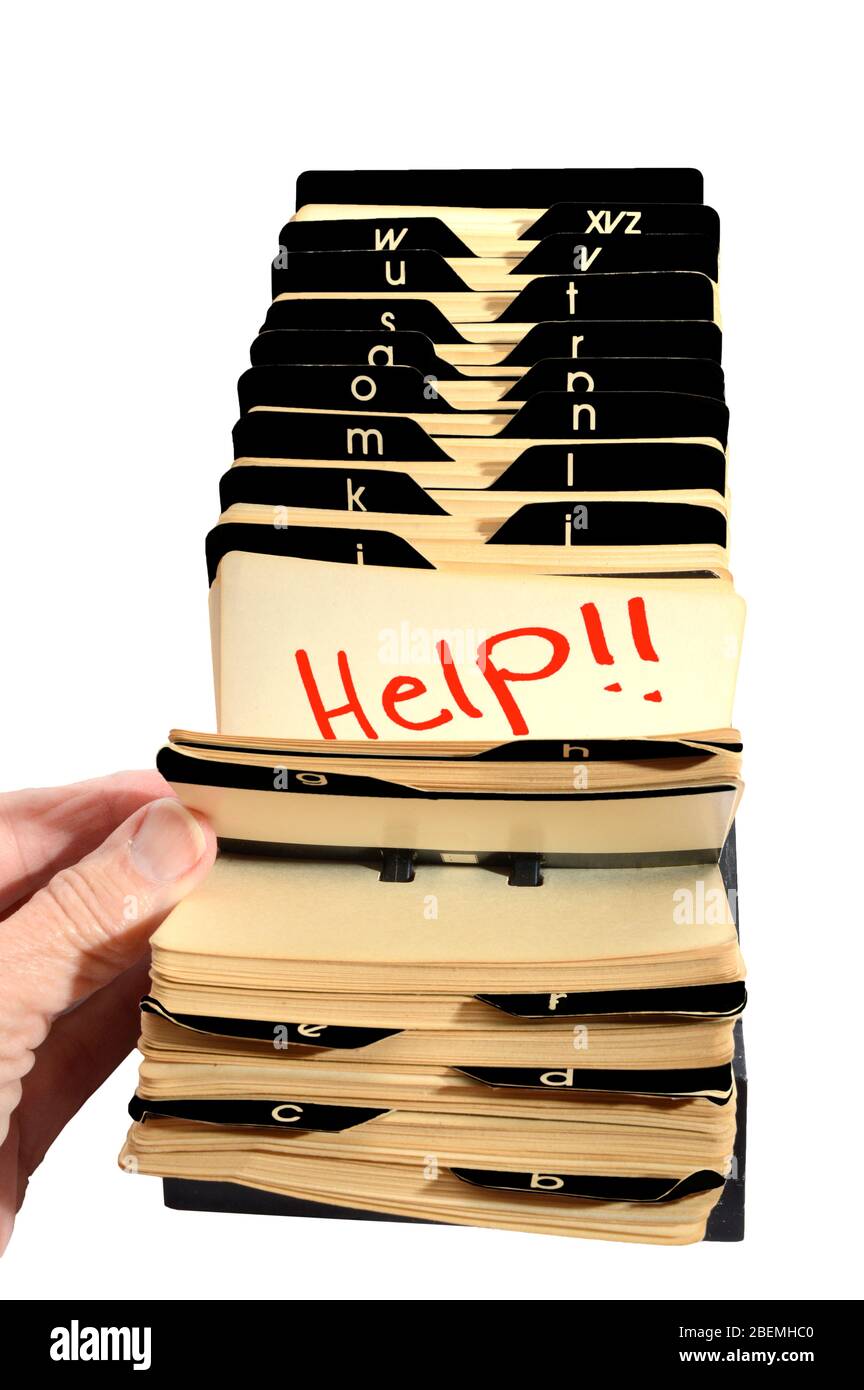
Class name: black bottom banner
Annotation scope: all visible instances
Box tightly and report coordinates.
[0,1300,849,1373]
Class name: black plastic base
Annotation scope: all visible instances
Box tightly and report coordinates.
[162,827,746,1242]
[163,1179,435,1225]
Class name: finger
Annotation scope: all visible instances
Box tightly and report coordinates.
[0,770,171,914]
[10,954,151,1231]
[0,797,215,1110]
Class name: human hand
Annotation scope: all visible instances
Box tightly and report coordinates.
[0,772,216,1253]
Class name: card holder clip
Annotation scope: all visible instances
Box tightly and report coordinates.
[379,848,416,882]
[507,852,543,887]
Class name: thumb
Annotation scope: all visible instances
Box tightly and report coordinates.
[0,797,216,1029]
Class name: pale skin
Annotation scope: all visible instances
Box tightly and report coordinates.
[0,772,216,1253]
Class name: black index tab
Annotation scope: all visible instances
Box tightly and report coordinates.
[273,249,471,296]
[205,522,435,585]
[522,201,720,245]
[128,1095,387,1131]
[498,272,716,323]
[232,409,454,464]
[277,216,477,257]
[486,500,727,548]
[451,1168,725,1203]
[515,233,718,279]
[250,328,458,379]
[296,169,705,208]
[262,297,470,343]
[500,320,722,366]
[475,982,748,1019]
[238,364,459,416]
[454,1063,734,1100]
[495,390,729,447]
[502,357,725,402]
[140,997,402,1049]
[220,465,449,516]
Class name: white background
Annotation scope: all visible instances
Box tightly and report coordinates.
[1,1,861,1301]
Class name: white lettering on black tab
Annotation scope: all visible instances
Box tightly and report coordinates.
[375,227,408,251]
[271,1103,303,1123]
[347,427,383,456]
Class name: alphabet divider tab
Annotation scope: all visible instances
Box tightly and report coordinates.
[272,249,473,297]
[278,216,479,257]
[454,1062,734,1100]
[487,443,727,493]
[514,233,718,279]
[500,357,725,402]
[220,465,450,516]
[295,169,705,208]
[128,1095,389,1131]
[522,201,720,245]
[498,271,717,323]
[250,328,459,379]
[475,982,748,1019]
[487,500,728,548]
[140,998,403,1049]
[262,296,473,343]
[466,736,739,761]
[450,1168,726,1203]
[500,320,723,365]
[497,390,729,447]
[237,364,462,416]
[232,409,454,464]
[205,522,436,586]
